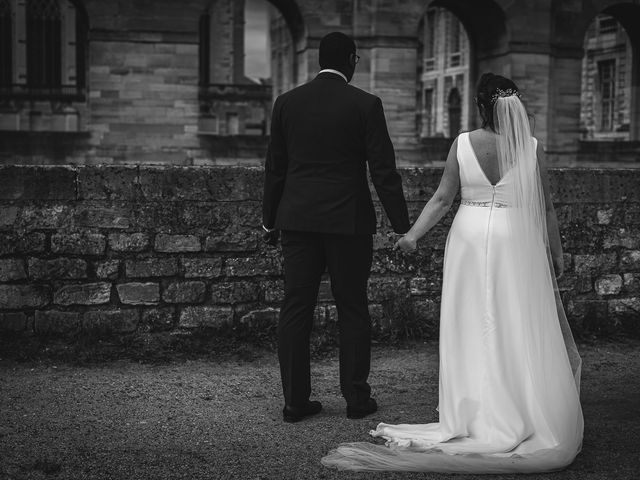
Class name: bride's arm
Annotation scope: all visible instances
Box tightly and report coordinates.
[537,143,564,277]
[395,138,460,252]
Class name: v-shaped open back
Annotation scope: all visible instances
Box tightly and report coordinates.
[466,132,504,187]
[456,132,511,206]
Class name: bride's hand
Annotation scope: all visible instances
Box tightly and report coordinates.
[552,255,564,279]
[394,234,417,253]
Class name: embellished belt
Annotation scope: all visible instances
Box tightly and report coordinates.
[460,199,510,208]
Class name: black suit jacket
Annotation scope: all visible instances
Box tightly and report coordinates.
[262,72,410,235]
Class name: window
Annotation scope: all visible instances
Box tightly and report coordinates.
[0,0,11,87]
[424,9,436,71]
[226,112,239,135]
[423,88,434,136]
[0,0,86,101]
[450,15,460,53]
[198,0,294,137]
[448,13,462,67]
[448,88,461,137]
[598,15,618,35]
[598,60,615,131]
[198,13,210,87]
[27,0,62,89]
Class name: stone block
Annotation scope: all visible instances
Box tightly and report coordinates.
[0,259,27,281]
[409,277,428,295]
[142,307,175,332]
[608,298,640,318]
[34,310,81,335]
[205,231,259,252]
[0,312,29,332]
[368,277,407,301]
[596,208,614,225]
[95,260,120,279]
[573,253,618,275]
[312,305,327,327]
[317,279,333,302]
[73,204,130,229]
[77,166,139,200]
[624,273,640,294]
[182,257,223,278]
[0,206,18,228]
[224,256,282,277]
[51,233,106,256]
[0,285,50,309]
[211,281,259,304]
[594,275,623,296]
[0,166,76,200]
[178,306,233,329]
[125,258,179,277]
[624,206,640,225]
[603,228,640,249]
[138,166,260,202]
[82,309,140,334]
[54,282,111,306]
[371,251,417,274]
[620,251,640,271]
[239,307,279,328]
[566,299,608,327]
[162,281,206,303]
[368,304,386,330]
[155,234,201,252]
[109,233,150,252]
[0,233,46,255]
[261,280,284,303]
[28,258,87,280]
[117,282,160,305]
[18,204,73,230]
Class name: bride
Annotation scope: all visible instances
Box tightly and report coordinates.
[321,73,584,473]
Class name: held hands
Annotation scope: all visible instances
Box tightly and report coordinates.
[393,233,417,253]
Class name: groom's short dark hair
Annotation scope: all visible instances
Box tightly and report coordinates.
[319,32,356,69]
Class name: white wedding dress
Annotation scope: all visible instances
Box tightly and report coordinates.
[322,131,584,473]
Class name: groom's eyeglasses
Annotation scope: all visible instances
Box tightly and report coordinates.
[351,53,360,65]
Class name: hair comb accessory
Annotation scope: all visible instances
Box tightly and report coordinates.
[490,88,522,105]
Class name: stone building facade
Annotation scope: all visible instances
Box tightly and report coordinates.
[0,0,639,166]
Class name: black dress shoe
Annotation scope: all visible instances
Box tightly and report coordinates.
[347,398,378,419]
[282,400,322,423]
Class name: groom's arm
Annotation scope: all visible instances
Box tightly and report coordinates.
[365,97,410,234]
[262,96,288,231]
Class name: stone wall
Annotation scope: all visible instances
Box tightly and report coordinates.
[0,166,639,345]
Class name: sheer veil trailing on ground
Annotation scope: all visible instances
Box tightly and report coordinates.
[321,93,584,473]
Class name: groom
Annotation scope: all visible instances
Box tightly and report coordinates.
[262,32,410,423]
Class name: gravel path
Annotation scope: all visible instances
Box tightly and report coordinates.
[1,340,639,480]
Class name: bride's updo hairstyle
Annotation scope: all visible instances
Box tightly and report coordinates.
[475,73,520,132]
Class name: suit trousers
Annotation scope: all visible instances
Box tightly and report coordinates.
[278,230,373,408]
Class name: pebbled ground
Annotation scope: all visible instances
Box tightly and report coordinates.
[0,340,639,480]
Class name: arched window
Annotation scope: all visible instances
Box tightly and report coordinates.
[0,0,86,100]
[198,0,295,137]
[580,13,631,140]
[417,7,469,140]
[0,0,11,87]
[27,0,62,89]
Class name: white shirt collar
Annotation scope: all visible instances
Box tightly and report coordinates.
[318,69,348,83]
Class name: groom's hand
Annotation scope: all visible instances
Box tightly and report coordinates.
[262,226,280,247]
